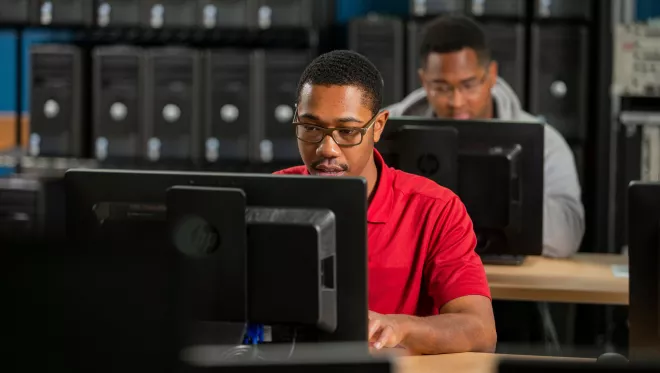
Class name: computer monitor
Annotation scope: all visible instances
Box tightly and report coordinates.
[628,181,660,359]
[32,170,367,369]
[378,118,544,263]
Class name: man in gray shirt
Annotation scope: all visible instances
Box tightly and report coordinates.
[387,16,584,258]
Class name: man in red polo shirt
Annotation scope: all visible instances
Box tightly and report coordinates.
[275,50,496,354]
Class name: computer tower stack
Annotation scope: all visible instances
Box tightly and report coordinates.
[196,0,255,29]
[349,16,404,107]
[203,49,255,163]
[533,0,592,19]
[0,0,33,24]
[95,0,142,27]
[481,22,526,103]
[469,1,527,103]
[92,46,144,162]
[33,0,94,26]
[252,0,334,29]
[406,21,422,95]
[409,0,465,17]
[140,0,197,29]
[530,0,591,141]
[255,49,310,163]
[29,44,87,158]
[466,0,526,17]
[529,0,591,227]
[144,47,201,164]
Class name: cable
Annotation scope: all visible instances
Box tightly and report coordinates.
[285,327,297,360]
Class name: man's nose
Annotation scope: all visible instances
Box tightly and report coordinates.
[316,134,341,158]
[449,89,467,108]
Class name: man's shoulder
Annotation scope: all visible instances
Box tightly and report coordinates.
[385,88,431,117]
[389,167,458,208]
[517,110,574,156]
[273,166,307,175]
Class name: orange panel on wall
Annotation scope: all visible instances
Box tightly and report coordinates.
[0,114,29,151]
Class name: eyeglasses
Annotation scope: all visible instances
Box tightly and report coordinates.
[426,70,489,99]
[293,108,381,148]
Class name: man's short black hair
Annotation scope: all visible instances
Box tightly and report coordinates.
[419,15,491,67]
[296,50,383,115]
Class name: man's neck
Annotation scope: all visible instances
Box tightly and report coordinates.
[364,156,380,202]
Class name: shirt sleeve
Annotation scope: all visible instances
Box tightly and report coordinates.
[423,195,491,311]
[542,125,585,258]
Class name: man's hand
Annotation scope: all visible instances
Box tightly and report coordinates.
[367,296,496,355]
[368,311,410,350]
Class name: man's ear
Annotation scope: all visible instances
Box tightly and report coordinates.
[373,110,389,143]
[417,68,425,87]
[488,61,498,84]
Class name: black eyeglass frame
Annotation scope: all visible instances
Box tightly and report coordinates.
[292,106,383,148]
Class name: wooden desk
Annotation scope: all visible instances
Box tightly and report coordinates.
[485,254,629,305]
[397,353,593,373]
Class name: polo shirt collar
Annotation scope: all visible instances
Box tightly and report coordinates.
[298,149,394,224]
[367,149,394,224]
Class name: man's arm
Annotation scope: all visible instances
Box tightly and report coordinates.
[542,125,585,258]
[369,195,496,354]
[369,295,496,354]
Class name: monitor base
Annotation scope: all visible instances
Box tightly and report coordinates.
[481,254,527,266]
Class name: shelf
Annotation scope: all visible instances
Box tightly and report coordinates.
[64,26,320,49]
[619,111,660,127]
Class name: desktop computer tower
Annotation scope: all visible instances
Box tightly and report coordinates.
[409,0,466,17]
[0,174,65,241]
[349,16,404,107]
[467,0,526,17]
[92,46,144,161]
[144,47,201,163]
[406,20,424,94]
[530,24,589,140]
[33,0,94,26]
[255,49,310,163]
[203,49,254,163]
[95,0,141,27]
[0,0,33,24]
[140,0,197,29]
[253,0,334,29]
[196,0,255,29]
[533,0,592,20]
[29,44,86,158]
[483,22,526,104]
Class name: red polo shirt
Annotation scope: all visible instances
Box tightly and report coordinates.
[274,150,490,316]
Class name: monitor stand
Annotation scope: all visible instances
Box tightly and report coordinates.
[475,233,527,265]
[480,254,526,266]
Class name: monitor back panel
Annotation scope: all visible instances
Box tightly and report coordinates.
[628,182,660,358]
[65,170,369,344]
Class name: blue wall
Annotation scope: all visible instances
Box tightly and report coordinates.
[0,31,17,113]
[0,29,73,113]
